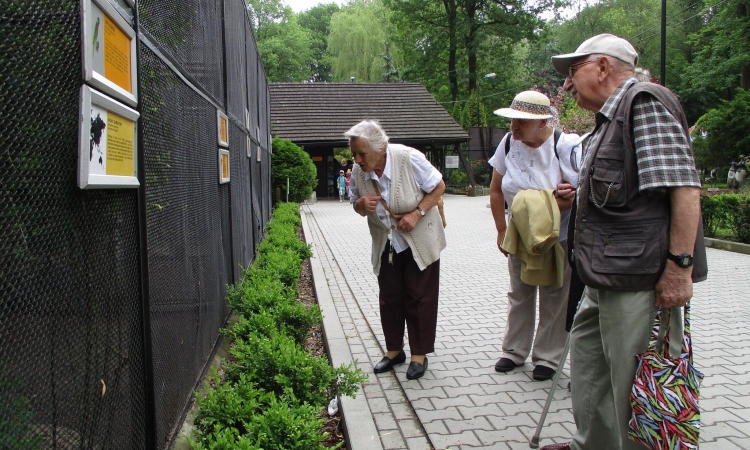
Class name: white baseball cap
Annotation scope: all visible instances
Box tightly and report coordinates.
[551,33,638,76]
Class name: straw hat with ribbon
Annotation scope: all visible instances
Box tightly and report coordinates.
[494,91,554,120]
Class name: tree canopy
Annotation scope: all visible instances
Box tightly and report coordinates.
[250,0,748,169]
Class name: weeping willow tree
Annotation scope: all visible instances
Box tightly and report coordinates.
[326,0,402,81]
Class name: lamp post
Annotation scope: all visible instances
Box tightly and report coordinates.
[478,72,496,160]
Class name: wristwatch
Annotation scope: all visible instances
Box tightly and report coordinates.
[667,251,693,268]
[416,206,426,217]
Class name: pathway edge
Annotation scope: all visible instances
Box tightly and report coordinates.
[301,209,384,450]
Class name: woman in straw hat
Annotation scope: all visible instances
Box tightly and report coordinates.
[488,90,584,381]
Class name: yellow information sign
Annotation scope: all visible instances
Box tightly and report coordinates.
[222,153,230,179]
[220,117,228,144]
[103,14,132,94]
[105,111,135,176]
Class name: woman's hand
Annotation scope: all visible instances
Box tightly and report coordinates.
[497,228,508,256]
[397,209,421,232]
[556,182,576,200]
[356,194,381,216]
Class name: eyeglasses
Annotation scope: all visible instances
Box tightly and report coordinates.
[568,59,598,79]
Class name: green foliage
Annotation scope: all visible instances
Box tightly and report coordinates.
[270,202,303,227]
[333,148,352,164]
[701,193,750,243]
[297,3,341,81]
[327,0,402,81]
[461,91,488,128]
[227,270,293,316]
[191,204,366,448]
[693,89,750,171]
[549,86,595,134]
[227,301,322,346]
[225,333,337,407]
[271,138,317,203]
[247,0,315,82]
[0,393,41,450]
[256,245,302,289]
[677,0,750,122]
[190,373,329,450]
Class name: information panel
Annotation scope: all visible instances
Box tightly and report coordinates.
[82,0,137,106]
[79,85,140,188]
[219,149,230,184]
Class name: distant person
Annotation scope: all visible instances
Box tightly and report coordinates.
[540,33,707,450]
[345,168,352,198]
[488,90,583,381]
[634,66,652,82]
[347,119,446,380]
[336,170,347,202]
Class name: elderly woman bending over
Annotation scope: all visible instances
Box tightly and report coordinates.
[347,120,446,380]
[489,91,583,381]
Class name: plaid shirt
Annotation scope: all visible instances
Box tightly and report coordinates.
[581,77,700,196]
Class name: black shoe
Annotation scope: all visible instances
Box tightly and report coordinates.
[494,357,519,373]
[533,365,556,381]
[374,349,406,373]
[406,357,428,380]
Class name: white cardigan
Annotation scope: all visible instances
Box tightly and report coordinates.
[353,145,446,275]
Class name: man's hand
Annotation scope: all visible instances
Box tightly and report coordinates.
[397,209,421,232]
[355,194,381,216]
[655,261,693,308]
[497,228,508,256]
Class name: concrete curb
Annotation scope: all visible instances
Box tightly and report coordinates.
[704,237,750,255]
[301,210,383,450]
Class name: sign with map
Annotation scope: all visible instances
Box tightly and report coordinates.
[78,86,140,188]
[82,0,137,106]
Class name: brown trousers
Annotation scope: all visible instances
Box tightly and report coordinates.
[377,242,440,355]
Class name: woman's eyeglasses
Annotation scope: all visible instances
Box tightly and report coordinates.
[568,59,597,79]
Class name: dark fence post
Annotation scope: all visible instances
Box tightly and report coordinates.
[133,4,157,449]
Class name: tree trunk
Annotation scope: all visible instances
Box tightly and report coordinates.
[465,1,478,93]
[444,0,459,101]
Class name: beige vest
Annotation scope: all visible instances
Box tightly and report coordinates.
[353,145,447,275]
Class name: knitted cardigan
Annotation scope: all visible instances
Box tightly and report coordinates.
[353,144,447,276]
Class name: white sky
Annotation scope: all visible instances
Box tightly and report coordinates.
[284,0,347,13]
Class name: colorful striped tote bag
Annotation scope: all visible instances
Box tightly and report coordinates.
[628,304,703,450]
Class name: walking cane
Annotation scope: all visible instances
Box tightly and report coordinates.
[529,333,571,448]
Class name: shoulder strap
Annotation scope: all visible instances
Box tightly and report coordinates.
[553,129,561,159]
[505,130,562,159]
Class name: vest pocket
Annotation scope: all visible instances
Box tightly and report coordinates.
[590,222,662,275]
[589,145,627,208]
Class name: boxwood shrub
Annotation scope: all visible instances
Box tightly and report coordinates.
[190,203,366,450]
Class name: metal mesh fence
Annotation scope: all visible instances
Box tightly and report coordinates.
[1,0,271,448]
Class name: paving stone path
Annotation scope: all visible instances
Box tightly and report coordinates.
[301,195,750,450]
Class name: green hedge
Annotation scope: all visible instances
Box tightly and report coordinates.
[701,193,750,243]
[189,203,366,450]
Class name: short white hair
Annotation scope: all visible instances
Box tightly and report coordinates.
[634,67,652,82]
[344,120,389,153]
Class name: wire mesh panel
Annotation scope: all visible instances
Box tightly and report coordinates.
[2,0,271,448]
[0,1,147,448]
[230,124,255,281]
[138,0,225,106]
[139,45,233,448]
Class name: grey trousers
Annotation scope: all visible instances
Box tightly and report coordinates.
[501,241,571,370]
[569,287,684,450]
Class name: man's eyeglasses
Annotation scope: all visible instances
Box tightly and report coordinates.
[568,59,598,79]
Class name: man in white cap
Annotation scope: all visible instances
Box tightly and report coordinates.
[541,34,707,450]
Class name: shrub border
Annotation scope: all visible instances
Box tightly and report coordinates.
[299,209,385,450]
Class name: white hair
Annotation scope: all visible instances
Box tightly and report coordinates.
[344,120,389,153]
[634,67,652,82]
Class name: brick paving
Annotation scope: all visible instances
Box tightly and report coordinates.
[301,195,750,450]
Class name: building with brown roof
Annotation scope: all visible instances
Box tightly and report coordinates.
[269,82,470,198]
